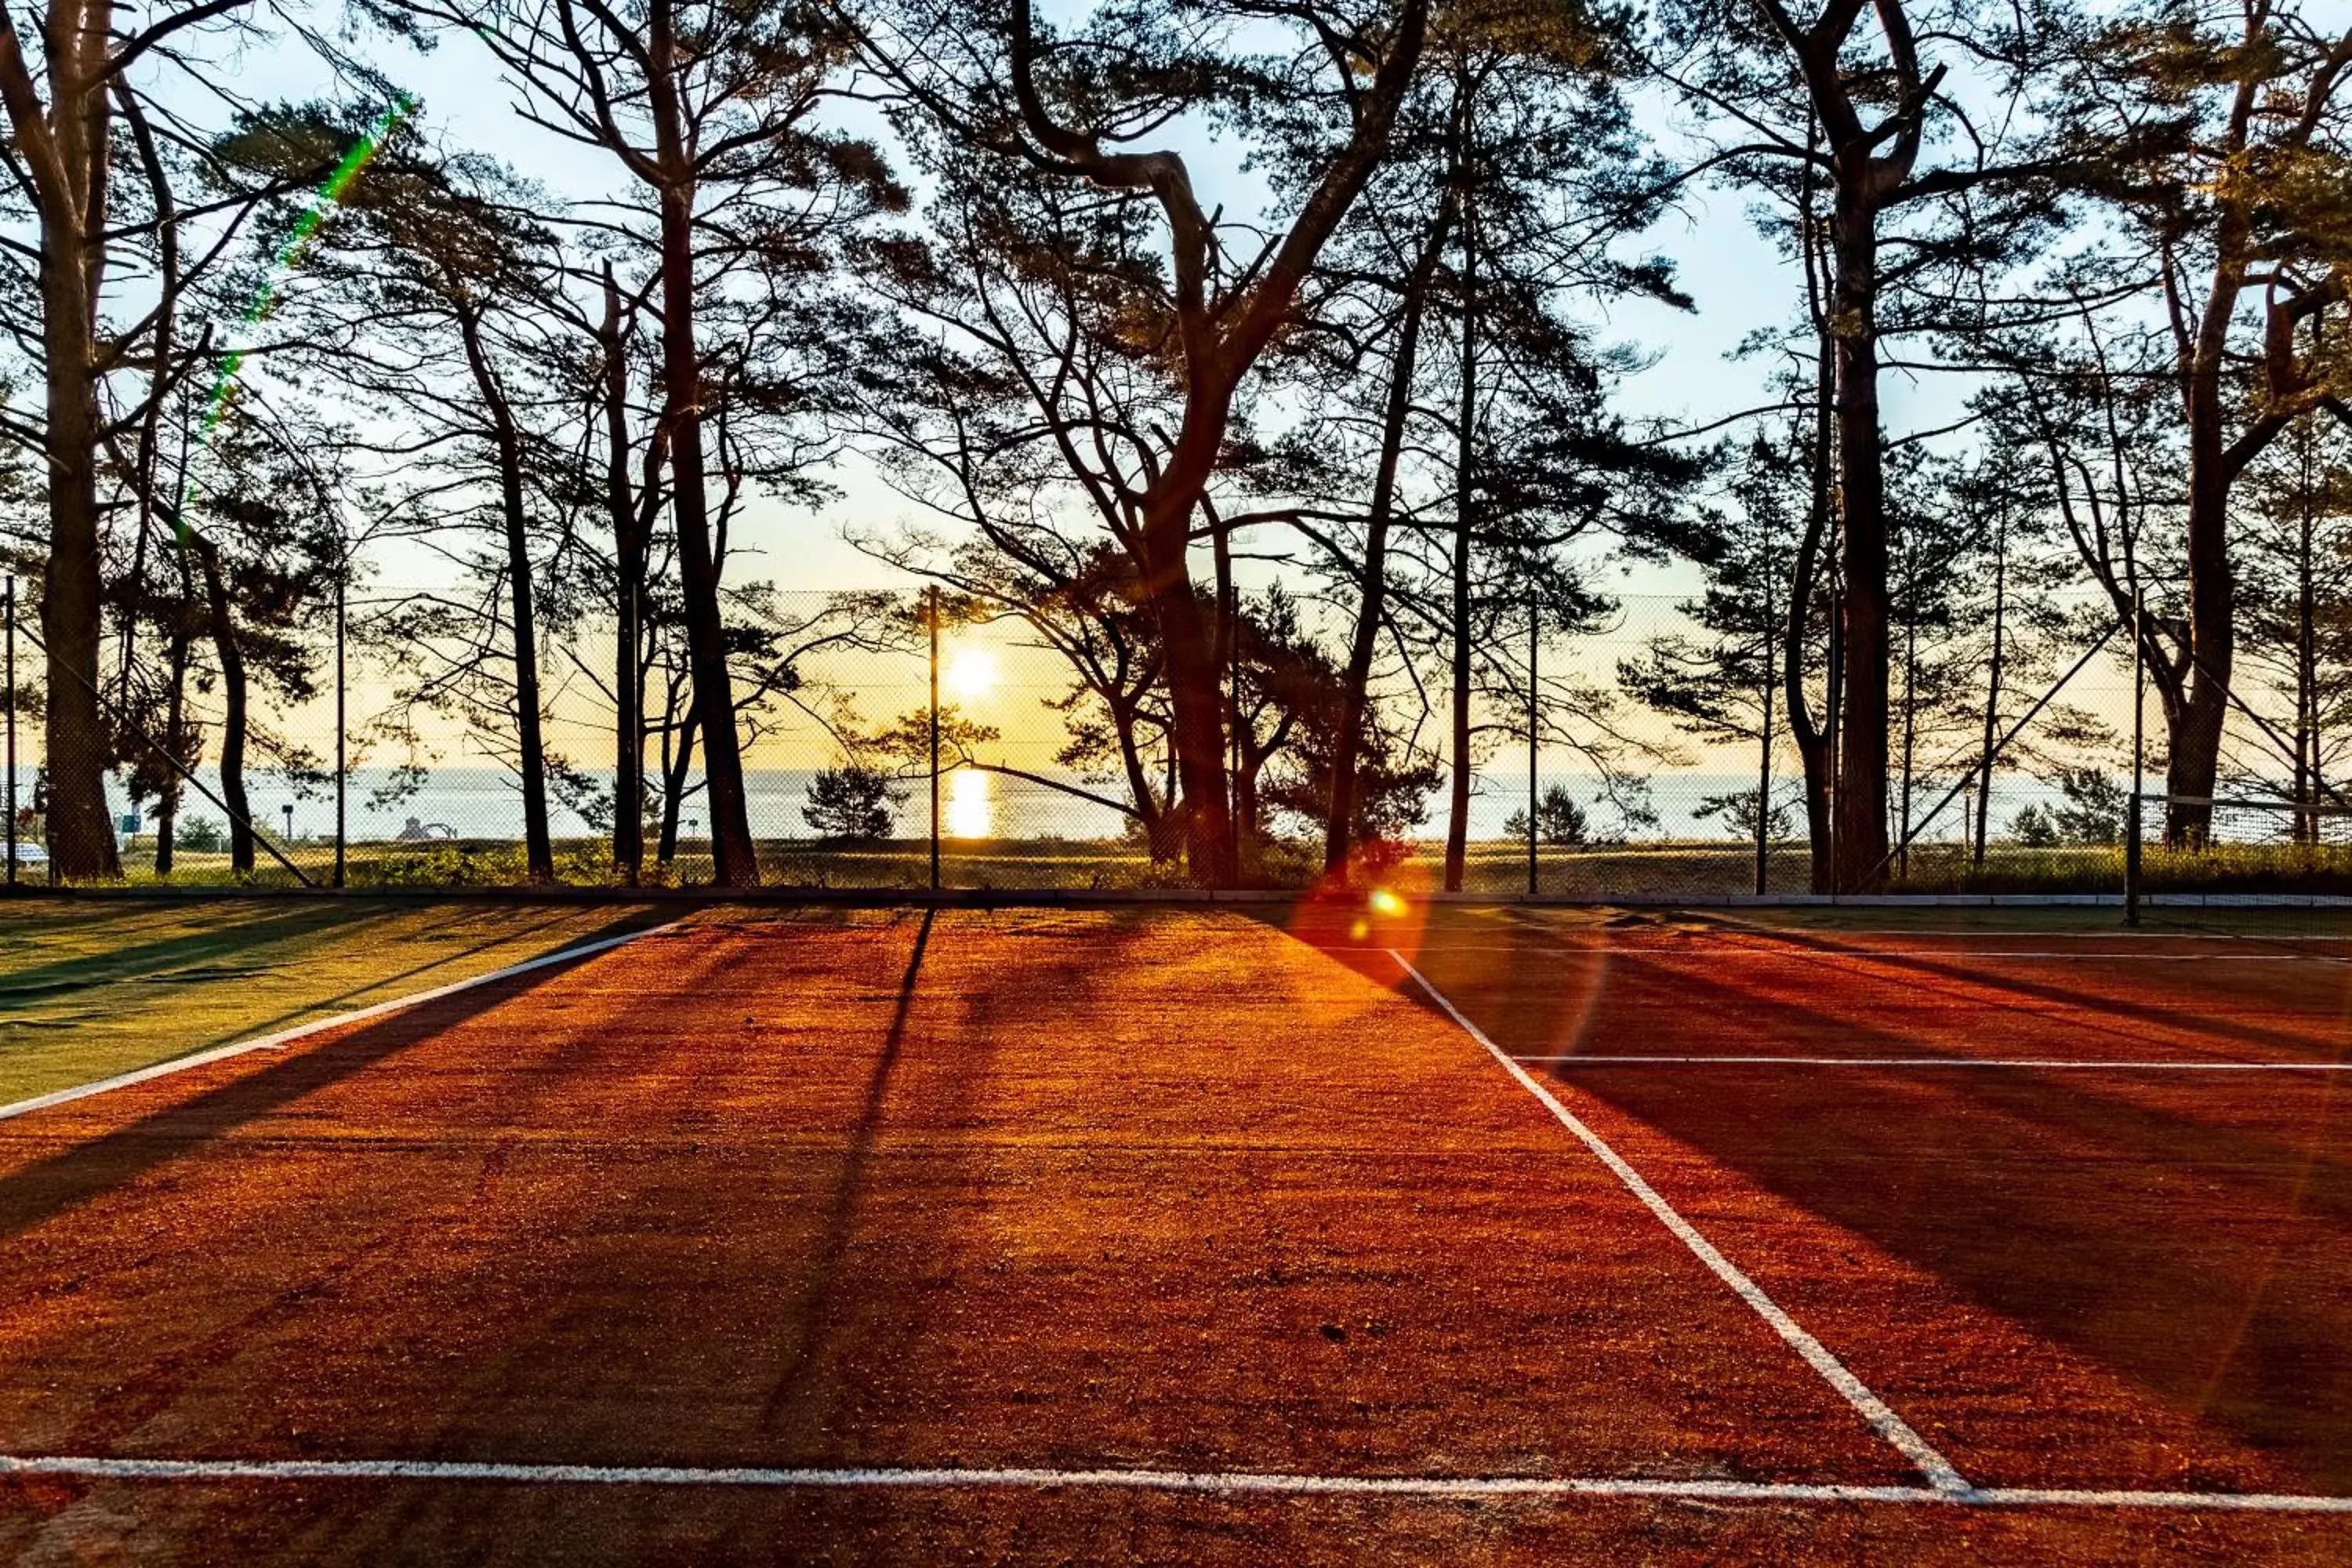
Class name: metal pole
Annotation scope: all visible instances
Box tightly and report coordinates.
[1755,584,1775,896]
[1526,601,1538,898]
[1825,601,1842,902]
[5,577,15,887]
[334,557,347,888]
[2126,584,2144,927]
[927,585,941,892]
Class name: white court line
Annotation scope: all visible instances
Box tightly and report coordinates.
[1776,949,2345,964]
[1561,926,2352,943]
[2,1453,2347,1513]
[1387,949,1973,1497]
[1511,1054,2352,1072]
[1726,929,2352,943]
[1308,942,2343,961]
[0,920,684,1124]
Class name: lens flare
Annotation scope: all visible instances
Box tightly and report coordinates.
[1367,887,1408,918]
[178,93,418,548]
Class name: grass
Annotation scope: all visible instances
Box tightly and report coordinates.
[31,830,2352,898]
[0,898,663,1105]
[1885,840,2352,896]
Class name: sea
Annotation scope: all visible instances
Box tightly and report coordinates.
[74,764,2024,847]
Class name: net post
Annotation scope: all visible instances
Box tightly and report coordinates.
[2125,585,2144,927]
[1526,598,1538,898]
[5,575,15,887]
[927,585,941,893]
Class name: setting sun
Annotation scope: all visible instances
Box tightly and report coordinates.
[945,649,998,702]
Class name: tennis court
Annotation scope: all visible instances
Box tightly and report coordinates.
[1,902,2348,1563]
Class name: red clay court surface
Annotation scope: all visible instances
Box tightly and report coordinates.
[1,903,2349,1563]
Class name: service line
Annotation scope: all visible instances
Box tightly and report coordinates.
[1388,947,1973,1497]
[0,920,684,1124]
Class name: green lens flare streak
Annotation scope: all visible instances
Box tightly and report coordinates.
[176,93,417,547]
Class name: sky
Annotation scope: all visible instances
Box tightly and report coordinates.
[1,1,2187,834]
[222,7,1881,604]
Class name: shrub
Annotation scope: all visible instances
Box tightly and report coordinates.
[803,764,906,842]
[2009,769,2127,848]
[1693,787,1795,842]
[1503,785,1590,847]
[176,815,227,853]
[2009,803,2060,848]
[2047,767,2129,846]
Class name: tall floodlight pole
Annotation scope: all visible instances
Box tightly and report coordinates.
[1526,601,1539,897]
[1756,584,1777,896]
[2126,584,2145,927]
[5,576,16,887]
[928,586,942,892]
[334,555,347,888]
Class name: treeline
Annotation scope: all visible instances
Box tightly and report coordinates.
[1,0,2347,888]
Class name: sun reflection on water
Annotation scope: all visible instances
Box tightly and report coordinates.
[946,770,993,840]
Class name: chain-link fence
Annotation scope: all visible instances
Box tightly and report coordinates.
[5,580,2347,898]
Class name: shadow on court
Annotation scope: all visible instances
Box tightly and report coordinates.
[1753,924,2352,1062]
[760,908,935,1429]
[1321,913,2352,1489]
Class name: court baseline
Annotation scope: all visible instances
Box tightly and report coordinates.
[3,1452,2352,1512]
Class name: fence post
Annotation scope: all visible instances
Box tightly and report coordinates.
[1756,584,1775,897]
[333,557,347,889]
[2125,584,2144,927]
[927,585,941,892]
[1526,601,1538,898]
[5,576,15,887]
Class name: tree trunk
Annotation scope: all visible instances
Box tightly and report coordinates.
[499,474,553,882]
[154,588,192,876]
[1443,179,1478,894]
[658,707,698,864]
[1828,197,1891,890]
[1975,503,2006,866]
[2296,429,2318,841]
[2167,381,2234,846]
[1786,331,1837,892]
[1101,684,1167,858]
[601,265,649,881]
[1134,405,1236,887]
[1236,744,1261,853]
[1212,506,1243,881]
[456,303,554,880]
[1897,614,1915,883]
[2161,187,2267,848]
[192,536,252,875]
[34,56,121,880]
[1783,183,1838,894]
[1326,184,1454,875]
[647,0,758,887]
